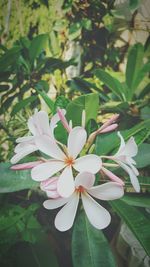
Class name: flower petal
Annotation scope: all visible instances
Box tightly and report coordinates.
[43,197,70,209]
[99,124,118,133]
[115,131,125,155]
[31,160,64,181]
[27,111,39,135]
[102,167,124,185]
[36,111,52,136]
[75,172,95,189]
[130,163,139,176]
[14,141,35,153]
[81,192,111,229]
[10,146,37,164]
[119,162,140,192]
[87,182,124,200]
[55,193,79,231]
[57,108,71,133]
[40,176,58,191]
[74,154,102,174]
[67,127,87,159]
[16,136,34,143]
[57,166,75,198]
[35,135,66,160]
[46,191,60,198]
[120,137,138,158]
[28,111,50,136]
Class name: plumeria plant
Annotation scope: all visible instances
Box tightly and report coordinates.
[11,108,140,232]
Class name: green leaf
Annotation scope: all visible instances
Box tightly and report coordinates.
[0,93,19,114]
[44,58,74,72]
[134,143,150,168]
[140,106,150,120]
[110,200,150,256]
[35,80,49,92]
[14,239,59,267]
[0,84,10,91]
[126,43,144,98]
[35,82,54,112]
[96,119,150,155]
[129,0,140,11]
[49,31,60,56]
[66,93,99,126]
[81,18,92,30]
[122,195,150,208]
[0,204,39,231]
[134,62,150,91]
[11,95,37,116]
[67,78,92,94]
[0,46,21,72]
[138,83,150,99]
[29,34,48,63]
[94,69,125,101]
[53,95,70,113]
[68,22,82,41]
[72,211,116,267]
[0,163,38,193]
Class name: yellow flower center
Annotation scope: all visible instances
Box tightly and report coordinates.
[64,157,75,166]
[76,186,85,193]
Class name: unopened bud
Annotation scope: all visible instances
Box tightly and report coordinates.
[40,176,60,198]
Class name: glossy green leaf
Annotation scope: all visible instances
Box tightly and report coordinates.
[66,93,99,126]
[134,143,150,168]
[11,95,37,116]
[0,46,21,71]
[122,195,150,208]
[134,62,150,91]
[53,95,70,113]
[72,211,116,267]
[94,69,125,101]
[126,43,144,97]
[0,163,38,193]
[110,200,150,256]
[140,106,150,120]
[29,34,48,63]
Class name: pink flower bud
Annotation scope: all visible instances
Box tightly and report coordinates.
[10,161,42,170]
[40,176,60,198]
[100,114,119,132]
[99,123,118,133]
[102,167,124,186]
[57,108,72,133]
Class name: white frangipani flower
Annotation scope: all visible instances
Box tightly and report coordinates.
[43,172,124,232]
[31,126,102,197]
[111,132,140,192]
[11,110,65,164]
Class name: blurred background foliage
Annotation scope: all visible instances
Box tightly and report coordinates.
[0,0,150,267]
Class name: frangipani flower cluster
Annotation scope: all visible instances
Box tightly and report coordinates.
[11,109,140,231]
